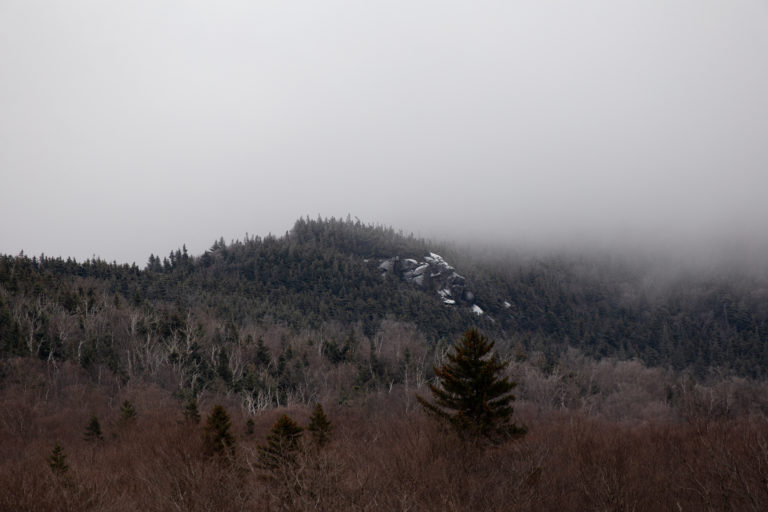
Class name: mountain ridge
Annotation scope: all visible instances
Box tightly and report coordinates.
[1,216,767,379]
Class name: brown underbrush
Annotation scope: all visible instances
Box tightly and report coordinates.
[1,360,767,511]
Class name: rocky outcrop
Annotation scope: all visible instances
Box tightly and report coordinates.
[377,252,482,313]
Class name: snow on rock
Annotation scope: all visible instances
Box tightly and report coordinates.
[403,258,419,269]
[403,263,430,286]
[378,259,395,273]
[471,305,484,316]
[503,301,512,309]
[424,252,455,271]
[378,251,476,308]
[438,288,456,305]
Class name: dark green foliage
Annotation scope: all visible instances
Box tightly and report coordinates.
[202,405,235,457]
[120,400,137,422]
[1,217,768,387]
[0,296,24,356]
[245,418,255,436]
[322,338,353,365]
[217,347,233,383]
[84,415,104,442]
[258,414,304,469]
[417,329,526,442]
[47,442,68,475]
[307,404,332,447]
[183,399,201,424]
[254,338,271,369]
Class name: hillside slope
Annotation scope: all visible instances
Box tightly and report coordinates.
[1,217,767,382]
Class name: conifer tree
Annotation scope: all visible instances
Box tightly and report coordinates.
[255,338,272,369]
[202,405,235,457]
[258,414,303,469]
[120,400,137,423]
[48,442,69,475]
[183,398,201,424]
[84,415,104,442]
[307,404,332,447]
[417,328,526,442]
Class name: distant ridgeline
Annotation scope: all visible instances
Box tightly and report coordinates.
[1,216,767,378]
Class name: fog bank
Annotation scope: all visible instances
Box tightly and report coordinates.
[2,1,766,265]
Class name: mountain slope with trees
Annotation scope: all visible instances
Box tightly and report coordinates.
[2,216,768,510]
[1,215,767,392]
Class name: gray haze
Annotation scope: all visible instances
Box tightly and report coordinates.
[2,1,767,266]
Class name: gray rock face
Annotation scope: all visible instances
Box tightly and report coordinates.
[377,252,474,308]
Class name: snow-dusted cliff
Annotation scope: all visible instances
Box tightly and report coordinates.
[377,252,484,315]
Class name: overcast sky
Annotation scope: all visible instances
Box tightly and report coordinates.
[2,1,767,265]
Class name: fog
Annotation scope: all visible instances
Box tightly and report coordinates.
[2,1,767,266]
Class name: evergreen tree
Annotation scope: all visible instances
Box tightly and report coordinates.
[307,404,332,447]
[417,328,526,442]
[84,415,104,442]
[183,398,201,424]
[48,442,69,475]
[202,405,235,457]
[217,348,233,383]
[255,338,272,369]
[120,400,137,422]
[258,414,303,469]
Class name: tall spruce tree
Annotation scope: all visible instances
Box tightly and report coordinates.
[307,404,332,447]
[84,415,104,442]
[417,328,526,442]
[202,405,235,457]
[183,398,201,424]
[258,414,303,469]
[48,442,69,475]
[120,400,137,423]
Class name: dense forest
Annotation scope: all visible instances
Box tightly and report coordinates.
[2,217,768,510]
[2,216,767,384]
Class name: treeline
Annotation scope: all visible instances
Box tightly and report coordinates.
[1,216,768,380]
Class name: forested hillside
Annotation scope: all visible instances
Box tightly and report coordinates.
[3,217,768,511]
[2,217,766,385]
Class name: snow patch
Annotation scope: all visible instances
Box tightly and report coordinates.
[503,301,511,309]
[471,305,484,316]
[424,252,454,270]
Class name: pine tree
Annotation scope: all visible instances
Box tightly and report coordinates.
[120,400,137,423]
[84,415,104,442]
[258,414,303,469]
[255,338,272,369]
[307,404,332,447]
[202,405,235,457]
[183,398,201,424]
[417,329,526,442]
[48,442,69,475]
